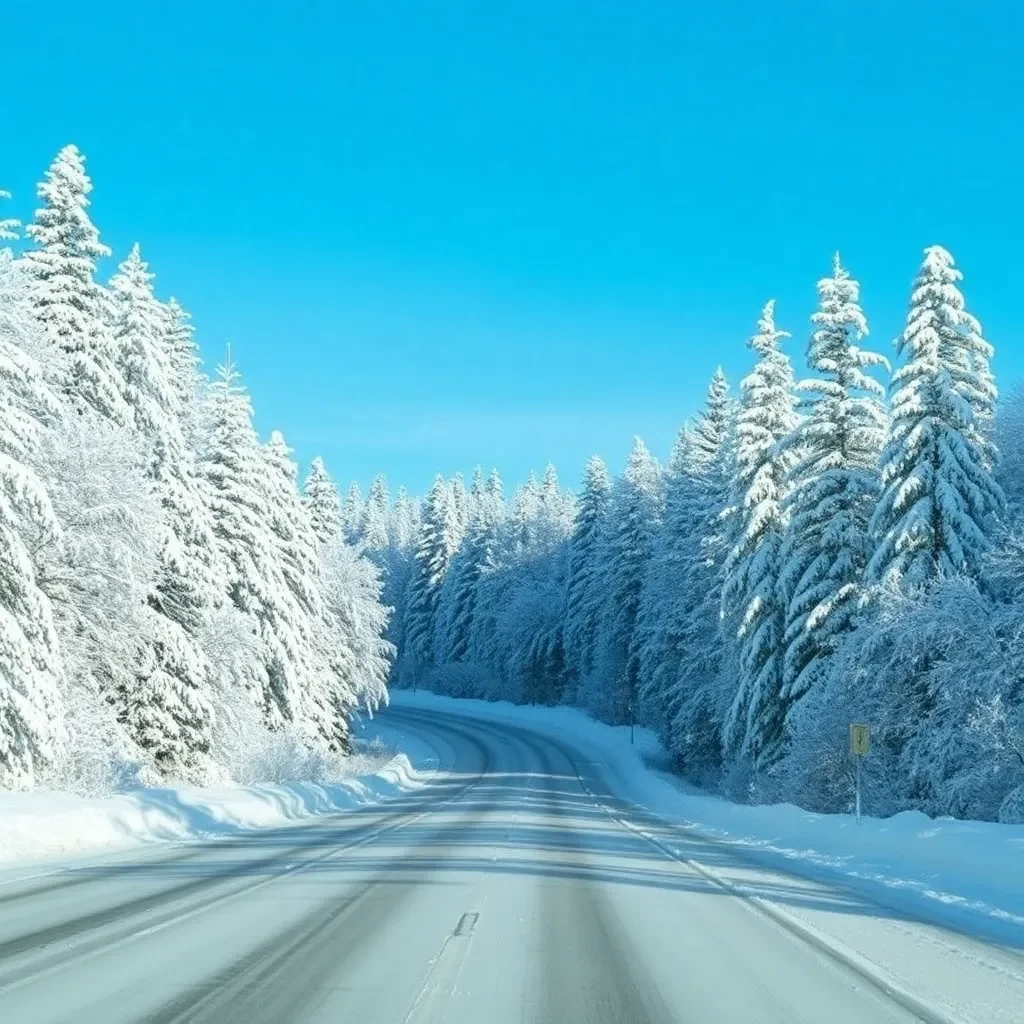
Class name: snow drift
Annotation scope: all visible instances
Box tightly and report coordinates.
[0,733,436,869]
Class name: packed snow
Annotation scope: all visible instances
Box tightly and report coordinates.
[0,732,440,869]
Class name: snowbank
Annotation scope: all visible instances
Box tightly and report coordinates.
[0,727,438,869]
[391,691,1024,946]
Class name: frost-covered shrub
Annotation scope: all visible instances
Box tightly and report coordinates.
[39,672,157,797]
[782,575,1024,820]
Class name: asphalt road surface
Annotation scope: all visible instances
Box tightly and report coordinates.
[0,701,1021,1023]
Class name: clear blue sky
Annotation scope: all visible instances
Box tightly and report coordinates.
[3,1,1021,496]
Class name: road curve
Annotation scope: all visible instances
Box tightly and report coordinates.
[0,701,1017,1023]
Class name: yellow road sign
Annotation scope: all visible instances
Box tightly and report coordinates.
[850,723,870,756]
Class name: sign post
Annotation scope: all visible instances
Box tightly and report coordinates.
[849,723,870,823]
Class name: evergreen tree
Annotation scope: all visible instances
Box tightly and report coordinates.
[341,481,364,545]
[23,145,128,424]
[511,472,543,553]
[109,244,176,440]
[319,538,393,714]
[199,357,295,729]
[436,480,501,665]
[361,473,391,551]
[595,438,662,723]
[563,456,611,697]
[403,475,459,671]
[450,472,469,541]
[638,368,733,733]
[162,298,202,444]
[108,245,219,779]
[303,457,341,546]
[463,470,508,676]
[870,246,1003,586]
[537,463,574,548]
[380,485,418,662]
[486,467,504,501]
[470,466,485,504]
[118,610,214,782]
[0,233,66,787]
[263,431,349,751]
[634,426,693,727]
[778,256,887,711]
[672,372,738,776]
[390,486,418,552]
[723,302,799,768]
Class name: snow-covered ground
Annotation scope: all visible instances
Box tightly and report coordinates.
[391,690,1024,948]
[0,729,440,870]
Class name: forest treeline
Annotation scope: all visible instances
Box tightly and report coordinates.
[351,251,1024,824]
[5,145,1022,823]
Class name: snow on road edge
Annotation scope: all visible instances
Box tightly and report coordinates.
[0,722,440,870]
[390,690,1024,946]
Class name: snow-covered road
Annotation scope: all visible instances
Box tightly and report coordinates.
[1,699,1021,1023]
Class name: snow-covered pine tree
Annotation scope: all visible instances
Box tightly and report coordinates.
[536,463,574,549]
[691,367,733,469]
[869,246,1003,586]
[0,196,61,455]
[594,438,662,724]
[403,474,460,674]
[435,476,502,665]
[722,301,799,769]
[263,431,350,752]
[303,457,342,546]
[108,244,219,780]
[778,256,888,714]
[926,248,997,440]
[486,467,504,502]
[361,474,390,551]
[450,472,469,543]
[319,538,393,714]
[341,481,364,545]
[462,469,508,679]
[637,368,733,735]
[672,369,738,777]
[162,298,203,445]
[199,356,297,729]
[23,145,128,424]
[379,484,418,661]
[109,244,177,440]
[470,465,485,508]
[0,218,67,787]
[510,472,543,554]
[562,455,611,700]
[635,425,695,729]
[461,462,567,705]
[12,184,170,787]
[390,486,418,552]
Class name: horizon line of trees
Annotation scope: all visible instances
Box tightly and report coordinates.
[6,143,1022,823]
[355,247,1024,824]
[1,145,394,793]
